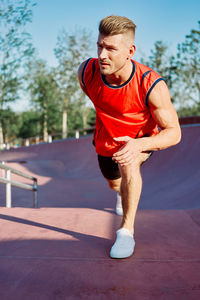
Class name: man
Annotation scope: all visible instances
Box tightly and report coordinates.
[78,15,181,259]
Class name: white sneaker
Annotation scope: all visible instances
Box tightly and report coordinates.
[110,228,135,259]
[116,193,123,216]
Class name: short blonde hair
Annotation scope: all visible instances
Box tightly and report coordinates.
[99,15,136,39]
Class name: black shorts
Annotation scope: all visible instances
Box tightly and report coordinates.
[97,152,153,180]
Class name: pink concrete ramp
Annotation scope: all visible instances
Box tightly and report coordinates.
[0,126,200,300]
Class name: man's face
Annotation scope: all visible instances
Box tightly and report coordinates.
[97,33,134,76]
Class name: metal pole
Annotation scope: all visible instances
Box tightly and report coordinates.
[1,161,5,178]
[75,130,79,139]
[33,179,38,208]
[48,135,52,143]
[6,169,11,208]
[25,139,30,146]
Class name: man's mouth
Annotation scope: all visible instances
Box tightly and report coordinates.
[99,61,110,67]
[100,64,109,69]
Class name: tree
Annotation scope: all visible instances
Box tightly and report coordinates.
[17,110,41,139]
[175,21,200,113]
[0,108,21,144]
[27,59,60,141]
[54,29,92,137]
[0,0,35,147]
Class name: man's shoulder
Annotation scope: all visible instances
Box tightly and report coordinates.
[80,58,97,69]
[133,60,162,84]
[78,58,99,89]
[78,58,98,77]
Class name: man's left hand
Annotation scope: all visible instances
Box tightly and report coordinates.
[112,136,143,166]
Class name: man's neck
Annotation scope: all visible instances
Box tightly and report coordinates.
[105,60,133,86]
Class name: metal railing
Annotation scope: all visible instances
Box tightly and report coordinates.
[0,161,38,208]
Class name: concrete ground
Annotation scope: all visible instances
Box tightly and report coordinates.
[0,126,200,300]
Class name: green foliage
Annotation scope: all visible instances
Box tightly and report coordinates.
[27,59,61,137]
[141,40,176,93]
[175,21,200,109]
[87,107,96,127]
[0,0,36,144]
[54,29,91,105]
[0,0,35,106]
[17,110,41,138]
[0,108,21,141]
[177,104,200,117]
[141,21,200,115]
[54,29,92,135]
[147,41,168,71]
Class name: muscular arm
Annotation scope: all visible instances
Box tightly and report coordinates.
[138,80,181,151]
[113,80,181,165]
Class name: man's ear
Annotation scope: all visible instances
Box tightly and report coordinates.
[129,44,136,59]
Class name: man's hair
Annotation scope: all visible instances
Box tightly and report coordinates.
[99,15,136,39]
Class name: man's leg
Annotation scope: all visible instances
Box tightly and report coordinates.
[118,152,149,234]
[110,152,150,258]
[106,178,123,215]
[106,178,121,193]
[97,154,123,215]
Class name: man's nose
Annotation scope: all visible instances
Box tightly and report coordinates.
[99,47,107,60]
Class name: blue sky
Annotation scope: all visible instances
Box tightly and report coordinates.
[27,0,200,65]
[12,0,200,111]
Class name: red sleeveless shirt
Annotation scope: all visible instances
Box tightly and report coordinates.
[81,58,164,156]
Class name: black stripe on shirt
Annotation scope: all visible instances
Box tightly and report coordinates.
[81,58,92,86]
[145,78,165,107]
[141,70,151,87]
[91,59,96,82]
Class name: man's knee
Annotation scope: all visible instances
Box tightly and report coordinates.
[106,178,121,192]
[119,152,150,179]
[119,164,135,182]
